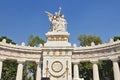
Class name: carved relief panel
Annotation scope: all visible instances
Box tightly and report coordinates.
[42,51,72,80]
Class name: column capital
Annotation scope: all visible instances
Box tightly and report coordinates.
[0,58,6,61]
[72,61,79,65]
[109,56,119,62]
[17,59,25,64]
[36,61,40,65]
[0,59,4,62]
[72,59,80,64]
[90,59,99,64]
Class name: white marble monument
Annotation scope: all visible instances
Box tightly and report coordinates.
[43,8,73,80]
[0,8,120,80]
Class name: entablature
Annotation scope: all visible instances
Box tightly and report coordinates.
[73,40,120,53]
[0,41,42,53]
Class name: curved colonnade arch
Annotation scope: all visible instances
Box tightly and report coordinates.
[0,39,120,80]
[72,39,120,80]
[0,40,42,80]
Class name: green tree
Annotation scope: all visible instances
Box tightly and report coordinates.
[23,61,37,80]
[28,35,45,47]
[77,34,114,80]
[78,34,102,46]
[0,36,16,44]
[77,34,102,80]
[79,62,93,80]
[98,60,113,80]
[113,36,120,41]
[23,35,45,80]
[2,60,18,80]
[0,36,17,80]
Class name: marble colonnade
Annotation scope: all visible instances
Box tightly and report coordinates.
[0,59,42,80]
[73,58,120,80]
[15,61,42,80]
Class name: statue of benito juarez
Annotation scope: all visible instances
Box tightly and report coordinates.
[45,7,67,32]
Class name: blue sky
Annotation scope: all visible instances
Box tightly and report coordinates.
[0,0,120,45]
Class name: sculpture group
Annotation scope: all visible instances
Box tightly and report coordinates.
[45,7,67,32]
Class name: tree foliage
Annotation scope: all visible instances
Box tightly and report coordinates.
[2,60,18,80]
[78,34,102,46]
[79,62,93,80]
[28,35,45,47]
[98,60,114,80]
[25,35,45,80]
[77,34,114,80]
[0,36,16,44]
[113,36,120,41]
[77,34,102,79]
[23,61,37,80]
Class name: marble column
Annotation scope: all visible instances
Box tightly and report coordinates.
[111,58,120,80]
[16,61,24,80]
[91,60,100,80]
[0,60,3,79]
[36,62,41,80]
[73,62,80,80]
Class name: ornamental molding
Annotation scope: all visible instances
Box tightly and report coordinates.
[74,40,120,53]
[1,39,120,53]
[0,42,42,53]
[0,38,120,62]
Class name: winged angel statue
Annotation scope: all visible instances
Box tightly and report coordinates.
[45,8,67,32]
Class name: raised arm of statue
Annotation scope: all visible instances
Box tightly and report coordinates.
[45,11,53,22]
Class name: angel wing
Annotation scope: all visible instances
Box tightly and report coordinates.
[45,11,53,21]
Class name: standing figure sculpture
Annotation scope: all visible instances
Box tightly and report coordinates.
[45,7,67,32]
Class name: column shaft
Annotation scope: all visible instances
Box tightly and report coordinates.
[73,63,79,80]
[113,61,120,80]
[16,63,23,80]
[93,63,99,80]
[0,61,3,79]
[36,64,41,80]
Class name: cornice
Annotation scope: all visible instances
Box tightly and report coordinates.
[74,40,120,53]
[0,42,42,53]
[41,46,74,51]
[72,50,120,62]
[0,39,120,54]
